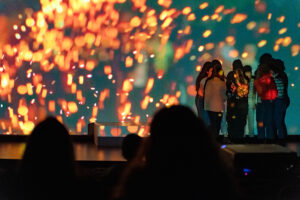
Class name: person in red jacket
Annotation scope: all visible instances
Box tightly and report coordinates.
[254,63,278,141]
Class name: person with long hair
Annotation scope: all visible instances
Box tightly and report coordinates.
[195,61,213,124]
[226,59,249,142]
[255,54,274,141]
[204,62,226,137]
[14,117,78,200]
[112,105,239,200]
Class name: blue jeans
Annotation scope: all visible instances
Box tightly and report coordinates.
[273,98,287,139]
[195,97,210,125]
[258,100,275,140]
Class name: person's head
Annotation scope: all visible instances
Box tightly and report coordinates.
[18,117,75,198]
[255,63,271,79]
[211,62,225,81]
[147,105,215,164]
[232,59,243,71]
[273,59,285,72]
[243,65,252,79]
[211,59,222,68]
[122,134,142,161]
[196,62,212,81]
[259,53,272,65]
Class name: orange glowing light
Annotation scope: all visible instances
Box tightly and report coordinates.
[277,16,285,23]
[199,2,209,9]
[202,15,209,21]
[122,79,133,92]
[161,17,173,29]
[215,5,224,13]
[125,56,133,68]
[130,16,142,28]
[18,106,28,116]
[68,101,78,114]
[48,100,55,112]
[127,126,139,133]
[278,28,287,35]
[182,7,192,15]
[22,121,34,135]
[231,13,247,24]
[17,85,28,95]
[141,95,150,110]
[228,49,239,58]
[104,65,112,75]
[145,78,154,94]
[25,18,35,27]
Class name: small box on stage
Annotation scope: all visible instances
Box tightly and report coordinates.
[221,144,298,177]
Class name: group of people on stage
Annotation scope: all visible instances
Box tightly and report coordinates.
[195,53,290,142]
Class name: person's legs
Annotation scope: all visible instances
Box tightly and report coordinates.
[208,111,222,137]
[247,104,255,137]
[263,100,275,140]
[273,98,286,139]
[256,103,265,140]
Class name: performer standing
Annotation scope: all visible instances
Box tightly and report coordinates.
[244,65,256,138]
[226,59,249,143]
[271,59,289,140]
[204,62,226,137]
[195,62,213,125]
[254,63,278,141]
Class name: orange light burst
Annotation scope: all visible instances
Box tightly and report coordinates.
[231,13,247,24]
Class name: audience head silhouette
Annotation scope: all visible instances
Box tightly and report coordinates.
[121,134,142,161]
[116,105,238,200]
[17,116,76,199]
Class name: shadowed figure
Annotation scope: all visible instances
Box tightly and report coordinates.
[102,134,142,199]
[195,61,213,124]
[14,117,78,200]
[113,105,239,200]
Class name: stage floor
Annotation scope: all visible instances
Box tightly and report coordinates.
[0,142,299,162]
[0,142,124,162]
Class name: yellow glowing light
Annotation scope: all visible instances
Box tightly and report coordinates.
[278,28,287,35]
[22,121,35,135]
[257,40,267,47]
[202,30,211,38]
[182,7,192,15]
[25,18,35,27]
[202,15,209,21]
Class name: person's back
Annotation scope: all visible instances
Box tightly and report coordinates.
[14,117,78,200]
[114,105,239,200]
[204,77,226,112]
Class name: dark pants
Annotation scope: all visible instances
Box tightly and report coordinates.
[207,111,223,136]
[256,103,264,139]
[227,98,248,142]
[273,98,287,139]
[258,100,275,140]
[195,97,210,125]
